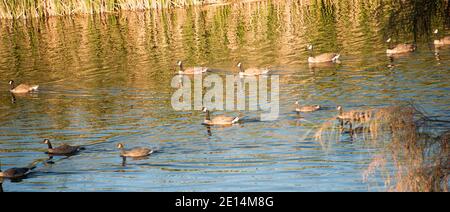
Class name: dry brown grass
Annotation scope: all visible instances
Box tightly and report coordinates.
[316,102,449,192]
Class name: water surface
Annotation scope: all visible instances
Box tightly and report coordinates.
[0,0,449,191]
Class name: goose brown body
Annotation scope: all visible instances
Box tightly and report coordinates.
[9,80,39,94]
[237,62,270,76]
[433,29,450,46]
[295,101,321,112]
[308,53,340,63]
[336,106,373,121]
[0,163,35,179]
[307,45,340,63]
[177,61,208,75]
[44,139,82,155]
[434,36,450,45]
[386,43,415,54]
[202,108,240,126]
[117,143,153,157]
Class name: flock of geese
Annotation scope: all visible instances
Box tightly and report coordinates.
[1,30,449,184]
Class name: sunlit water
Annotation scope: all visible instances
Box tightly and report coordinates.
[0,0,449,191]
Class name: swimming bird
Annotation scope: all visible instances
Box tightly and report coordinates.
[341,120,370,136]
[307,44,340,63]
[202,107,240,126]
[295,101,321,112]
[177,60,208,75]
[433,29,450,45]
[237,62,270,76]
[117,143,153,158]
[385,38,415,54]
[336,106,372,121]
[8,80,39,94]
[43,139,84,155]
[0,161,35,179]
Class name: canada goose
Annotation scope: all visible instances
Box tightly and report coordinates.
[342,120,370,136]
[385,38,415,54]
[0,161,35,179]
[177,60,208,75]
[433,29,450,45]
[236,62,270,76]
[336,106,371,121]
[8,80,39,94]
[43,139,84,155]
[295,101,321,112]
[307,44,340,63]
[117,143,153,158]
[202,107,240,126]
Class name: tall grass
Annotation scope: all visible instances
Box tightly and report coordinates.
[315,103,449,191]
[0,0,230,19]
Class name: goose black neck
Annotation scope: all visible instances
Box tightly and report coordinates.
[239,65,244,73]
[308,48,314,57]
[9,82,15,90]
[179,63,184,72]
[388,42,394,49]
[46,141,53,149]
[205,110,211,121]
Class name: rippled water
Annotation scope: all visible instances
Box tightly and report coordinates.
[0,0,449,191]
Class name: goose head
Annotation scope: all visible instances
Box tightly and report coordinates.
[43,139,50,144]
[177,61,184,74]
[202,107,209,112]
[117,143,124,149]
[386,38,392,43]
[43,139,53,149]
[8,80,14,85]
[434,29,439,34]
[236,62,243,72]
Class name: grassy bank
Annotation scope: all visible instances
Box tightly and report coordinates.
[0,0,230,19]
[315,103,449,191]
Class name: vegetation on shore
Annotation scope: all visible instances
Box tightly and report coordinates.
[315,103,449,192]
[0,0,230,19]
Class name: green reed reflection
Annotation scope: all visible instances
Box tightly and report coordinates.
[0,0,448,192]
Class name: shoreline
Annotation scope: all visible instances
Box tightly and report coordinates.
[0,0,269,20]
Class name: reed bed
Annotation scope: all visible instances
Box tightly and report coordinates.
[0,0,230,19]
[315,103,449,191]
